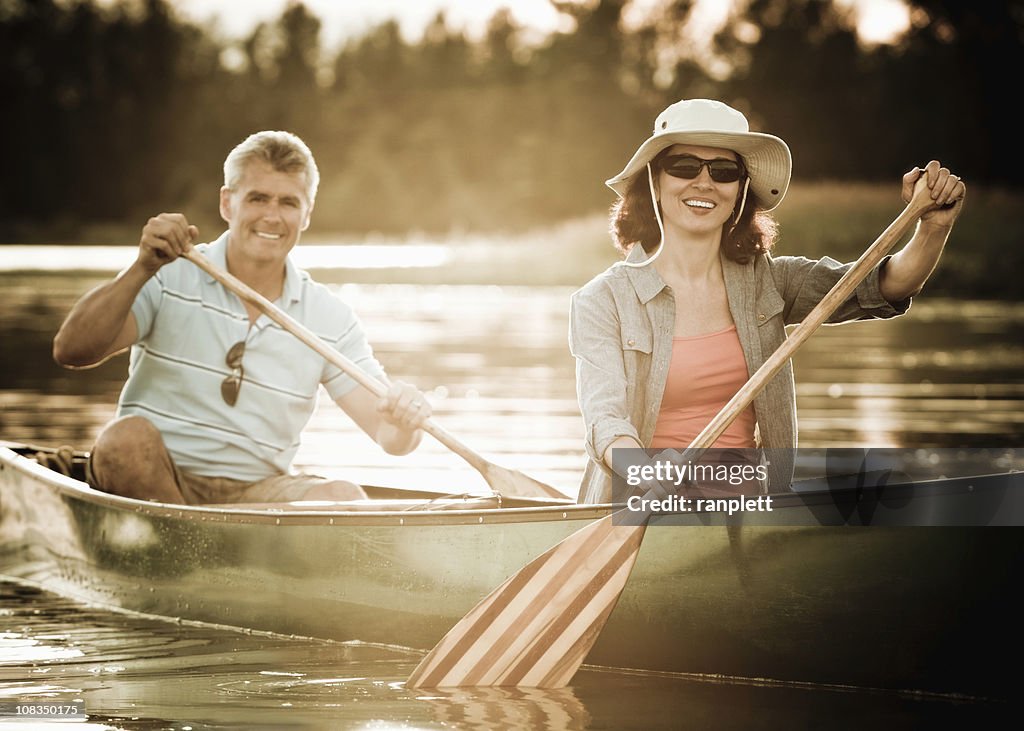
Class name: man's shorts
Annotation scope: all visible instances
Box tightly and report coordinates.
[87,451,362,505]
[170,466,355,505]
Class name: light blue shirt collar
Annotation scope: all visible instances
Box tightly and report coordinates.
[202,231,303,305]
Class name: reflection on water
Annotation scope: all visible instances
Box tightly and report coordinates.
[0,582,1005,730]
[792,300,1024,448]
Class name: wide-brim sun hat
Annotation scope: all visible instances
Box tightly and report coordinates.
[606,98,792,211]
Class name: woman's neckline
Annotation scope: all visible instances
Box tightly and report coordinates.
[672,324,737,341]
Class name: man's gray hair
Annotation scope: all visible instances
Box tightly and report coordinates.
[223,131,319,203]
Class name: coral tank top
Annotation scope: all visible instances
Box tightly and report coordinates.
[650,325,756,449]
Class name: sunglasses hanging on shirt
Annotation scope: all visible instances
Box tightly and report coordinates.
[221,340,246,406]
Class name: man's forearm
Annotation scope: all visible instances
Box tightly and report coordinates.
[53,261,150,367]
[376,423,423,456]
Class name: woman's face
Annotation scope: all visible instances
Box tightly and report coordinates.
[655,144,742,237]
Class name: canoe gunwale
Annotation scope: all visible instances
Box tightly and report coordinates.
[0,445,610,527]
[3,444,1020,527]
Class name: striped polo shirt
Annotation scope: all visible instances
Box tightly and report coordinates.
[117,233,386,481]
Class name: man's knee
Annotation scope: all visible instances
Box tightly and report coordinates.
[304,480,368,501]
[93,415,165,457]
[89,416,179,500]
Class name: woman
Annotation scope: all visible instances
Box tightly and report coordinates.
[570,99,964,503]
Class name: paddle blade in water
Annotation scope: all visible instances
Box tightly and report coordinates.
[407,515,645,688]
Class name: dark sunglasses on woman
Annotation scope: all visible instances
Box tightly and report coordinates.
[658,154,746,184]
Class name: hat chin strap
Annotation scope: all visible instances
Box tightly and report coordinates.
[729,177,750,235]
[619,162,666,269]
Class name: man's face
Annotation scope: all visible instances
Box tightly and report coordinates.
[219,160,313,266]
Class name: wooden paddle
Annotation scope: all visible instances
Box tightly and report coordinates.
[182,249,567,500]
[406,176,941,688]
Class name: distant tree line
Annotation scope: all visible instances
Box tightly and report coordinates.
[1,0,1021,238]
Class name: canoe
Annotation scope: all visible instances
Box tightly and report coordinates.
[2,441,1022,699]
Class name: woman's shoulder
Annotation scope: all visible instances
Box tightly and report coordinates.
[758,250,843,281]
[572,261,632,299]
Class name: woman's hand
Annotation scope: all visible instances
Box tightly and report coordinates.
[902,160,966,229]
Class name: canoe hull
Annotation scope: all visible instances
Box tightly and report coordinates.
[1,445,1021,698]
[600,522,1020,696]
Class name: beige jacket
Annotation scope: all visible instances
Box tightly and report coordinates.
[569,245,910,503]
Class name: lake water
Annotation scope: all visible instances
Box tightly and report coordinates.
[1,244,1020,728]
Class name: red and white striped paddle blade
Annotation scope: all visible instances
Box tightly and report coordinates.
[407,515,646,688]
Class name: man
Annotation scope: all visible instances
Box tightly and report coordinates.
[53,131,432,505]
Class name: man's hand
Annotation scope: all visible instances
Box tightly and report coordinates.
[377,380,432,430]
[139,213,199,274]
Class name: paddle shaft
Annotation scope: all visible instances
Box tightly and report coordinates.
[678,178,936,460]
[182,250,521,484]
